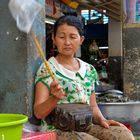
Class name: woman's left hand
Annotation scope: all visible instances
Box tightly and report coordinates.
[100,119,126,129]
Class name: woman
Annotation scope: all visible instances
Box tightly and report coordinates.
[34,15,135,140]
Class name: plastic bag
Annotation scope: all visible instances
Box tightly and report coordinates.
[8,0,43,33]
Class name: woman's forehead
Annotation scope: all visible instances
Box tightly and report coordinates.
[56,24,79,34]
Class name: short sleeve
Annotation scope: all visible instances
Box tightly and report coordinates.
[35,63,53,89]
[89,65,99,93]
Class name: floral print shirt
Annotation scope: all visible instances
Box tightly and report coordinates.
[35,57,98,105]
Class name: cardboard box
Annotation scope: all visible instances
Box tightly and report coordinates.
[22,131,57,140]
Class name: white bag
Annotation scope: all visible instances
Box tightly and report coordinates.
[8,0,42,33]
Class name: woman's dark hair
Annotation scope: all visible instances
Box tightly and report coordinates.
[53,15,84,37]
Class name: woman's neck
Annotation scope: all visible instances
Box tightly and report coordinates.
[55,54,80,71]
[56,54,75,64]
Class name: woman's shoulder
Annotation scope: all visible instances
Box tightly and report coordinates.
[35,57,55,78]
[77,58,96,70]
[37,57,55,70]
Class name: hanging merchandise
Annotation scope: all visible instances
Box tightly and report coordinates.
[136,0,140,23]
[89,40,102,65]
[46,0,62,19]
[69,2,79,9]
[60,0,79,9]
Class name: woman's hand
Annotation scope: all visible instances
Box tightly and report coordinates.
[99,119,126,129]
[50,81,66,99]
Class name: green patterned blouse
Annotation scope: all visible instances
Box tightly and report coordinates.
[35,57,98,105]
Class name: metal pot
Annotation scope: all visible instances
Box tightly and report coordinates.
[98,102,140,135]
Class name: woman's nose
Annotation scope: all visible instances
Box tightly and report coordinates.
[64,37,71,45]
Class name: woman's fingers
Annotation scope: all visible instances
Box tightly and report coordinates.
[52,89,66,99]
[100,120,109,128]
[108,120,125,127]
[55,90,66,99]
[50,81,66,99]
[100,119,126,129]
[50,81,59,88]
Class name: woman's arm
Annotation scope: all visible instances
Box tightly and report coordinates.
[90,92,124,128]
[90,93,106,123]
[34,81,65,119]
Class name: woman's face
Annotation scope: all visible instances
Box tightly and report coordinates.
[54,23,84,56]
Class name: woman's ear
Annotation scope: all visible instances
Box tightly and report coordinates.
[52,33,55,48]
[80,36,85,45]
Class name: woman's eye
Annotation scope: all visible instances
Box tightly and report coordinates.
[59,36,64,39]
[71,36,77,39]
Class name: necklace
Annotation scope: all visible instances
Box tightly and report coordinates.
[56,56,80,72]
[63,59,80,72]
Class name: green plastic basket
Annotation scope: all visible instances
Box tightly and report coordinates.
[0,114,28,140]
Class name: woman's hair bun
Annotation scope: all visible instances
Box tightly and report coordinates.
[63,11,77,17]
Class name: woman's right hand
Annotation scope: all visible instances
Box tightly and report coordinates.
[50,81,66,99]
